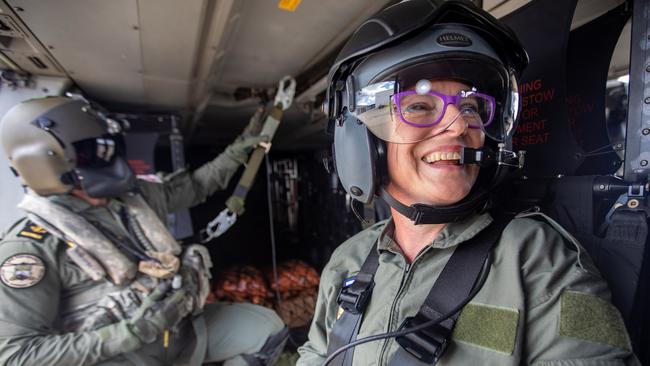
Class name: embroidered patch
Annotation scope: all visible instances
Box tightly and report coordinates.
[17,222,49,242]
[0,254,46,288]
[452,303,519,355]
[559,290,631,351]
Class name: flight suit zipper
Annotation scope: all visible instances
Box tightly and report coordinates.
[377,245,439,365]
[378,260,412,364]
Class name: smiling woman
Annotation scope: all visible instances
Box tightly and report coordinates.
[297,0,640,365]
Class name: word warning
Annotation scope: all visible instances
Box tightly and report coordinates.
[513,78,555,147]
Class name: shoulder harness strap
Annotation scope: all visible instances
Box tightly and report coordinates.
[389,214,512,365]
[326,242,380,366]
[326,214,512,366]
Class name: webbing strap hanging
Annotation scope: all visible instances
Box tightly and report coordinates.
[226,105,284,215]
[326,243,380,366]
[200,77,296,242]
[390,215,511,365]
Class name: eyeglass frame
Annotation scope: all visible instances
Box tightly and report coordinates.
[391,89,496,129]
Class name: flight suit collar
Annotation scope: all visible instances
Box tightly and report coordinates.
[377,212,494,254]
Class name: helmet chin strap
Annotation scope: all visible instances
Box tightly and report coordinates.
[379,186,489,225]
[378,144,524,225]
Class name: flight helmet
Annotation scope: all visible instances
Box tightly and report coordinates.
[328,0,528,224]
[0,96,135,197]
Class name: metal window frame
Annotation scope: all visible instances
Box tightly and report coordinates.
[624,0,650,182]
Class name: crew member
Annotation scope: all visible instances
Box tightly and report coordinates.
[297,0,639,364]
[0,96,288,365]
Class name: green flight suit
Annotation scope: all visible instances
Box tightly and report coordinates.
[0,146,285,366]
[297,212,640,365]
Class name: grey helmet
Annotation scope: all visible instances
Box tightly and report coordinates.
[328,0,528,224]
[0,96,135,197]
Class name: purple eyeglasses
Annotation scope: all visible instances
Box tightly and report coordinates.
[392,90,496,128]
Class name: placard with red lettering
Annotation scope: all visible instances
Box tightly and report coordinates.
[124,132,159,175]
[503,0,580,177]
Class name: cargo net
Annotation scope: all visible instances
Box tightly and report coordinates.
[209,260,320,328]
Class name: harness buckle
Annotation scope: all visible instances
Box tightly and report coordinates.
[336,274,374,314]
[395,315,452,364]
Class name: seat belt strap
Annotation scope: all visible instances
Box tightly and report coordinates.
[326,243,380,366]
[390,215,512,365]
[327,310,364,366]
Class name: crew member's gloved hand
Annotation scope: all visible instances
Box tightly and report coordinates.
[225,134,270,164]
[127,283,192,344]
[274,76,296,111]
[180,245,213,314]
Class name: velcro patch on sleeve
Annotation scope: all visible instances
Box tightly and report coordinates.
[452,302,519,355]
[559,290,631,351]
[17,222,49,242]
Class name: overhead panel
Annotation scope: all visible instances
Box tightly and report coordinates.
[138,0,205,108]
[212,0,393,93]
[572,0,625,29]
[484,0,508,11]
[194,0,393,146]
[0,13,26,39]
[0,3,65,76]
[6,0,145,104]
[609,20,631,77]
[185,0,239,114]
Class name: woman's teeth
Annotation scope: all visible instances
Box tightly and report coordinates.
[422,151,461,163]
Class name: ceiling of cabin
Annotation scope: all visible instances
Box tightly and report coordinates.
[0,0,633,149]
[0,0,392,107]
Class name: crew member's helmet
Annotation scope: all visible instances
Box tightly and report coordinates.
[0,96,135,197]
[327,0,528,224]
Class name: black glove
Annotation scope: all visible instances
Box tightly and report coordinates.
[128,282,192,344]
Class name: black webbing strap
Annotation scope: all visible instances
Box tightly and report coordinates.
[379,188,487,225]
[326,243,380,366]
[389,215,512,365]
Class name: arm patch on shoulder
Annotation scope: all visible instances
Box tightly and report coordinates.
[17,222,49,242]
[0,254,46,288]
[559,290,631,351]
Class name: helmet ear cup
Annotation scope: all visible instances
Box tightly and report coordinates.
[375,137,387,188]
[334,114,379,204]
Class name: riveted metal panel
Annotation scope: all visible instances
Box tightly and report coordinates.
[213,0,393,92]
[6,0,145,103]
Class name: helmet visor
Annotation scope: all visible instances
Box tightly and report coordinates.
[350,57,510,144]
[72,134,125,168]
